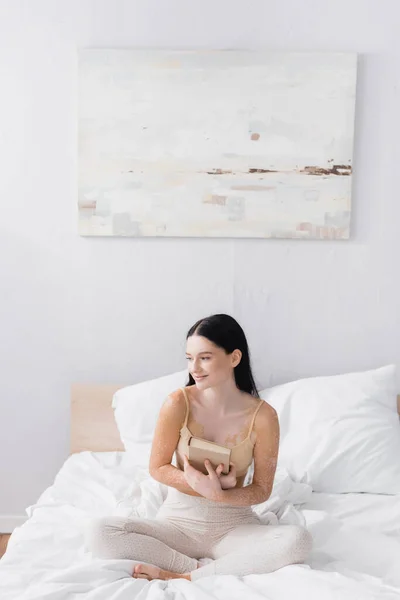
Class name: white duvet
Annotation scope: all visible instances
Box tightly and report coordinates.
[1,451,399,600]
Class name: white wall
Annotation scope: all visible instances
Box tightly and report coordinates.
[0,0,399,522]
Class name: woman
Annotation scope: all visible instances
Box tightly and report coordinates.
[86,314,312,581]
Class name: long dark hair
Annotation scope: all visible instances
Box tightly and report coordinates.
[185,313,259,397]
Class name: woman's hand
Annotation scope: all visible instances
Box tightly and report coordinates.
[216,462,237,489]
[183,455,223,501]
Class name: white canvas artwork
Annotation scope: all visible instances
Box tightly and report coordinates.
[78,50,357,239]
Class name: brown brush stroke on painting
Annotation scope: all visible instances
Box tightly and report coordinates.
[202,165,352,176]
[300,165,352,176]
[296,222,347,239]
[248,168,278,174]
[78,201,97,210]
[206,169,233,175]
[203,194,227,206]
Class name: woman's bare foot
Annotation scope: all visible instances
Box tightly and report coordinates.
[132,563,191,581]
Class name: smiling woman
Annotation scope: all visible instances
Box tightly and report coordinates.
[185,343,235,387]
[185,314,259,396]
[84,313,312,583]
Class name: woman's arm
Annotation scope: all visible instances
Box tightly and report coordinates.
[211,403,280,507]
[148,391,203,496]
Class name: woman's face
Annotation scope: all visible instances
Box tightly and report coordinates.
[185,334,240,389]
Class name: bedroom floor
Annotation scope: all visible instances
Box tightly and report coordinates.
[0,534,11,559]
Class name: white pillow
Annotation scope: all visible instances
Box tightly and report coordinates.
[112,369,187,451]
[260,365,400,494]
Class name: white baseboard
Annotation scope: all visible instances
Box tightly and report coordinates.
[0,515,27,533]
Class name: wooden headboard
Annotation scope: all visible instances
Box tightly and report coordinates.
[70,384,400,454]
[71,384,125,453]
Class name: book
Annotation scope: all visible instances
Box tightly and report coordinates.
[188,436,231,475]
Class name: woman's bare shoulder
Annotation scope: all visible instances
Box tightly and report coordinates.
[168,387,185,400]
[254,399,279,430]
[161,388,187,417]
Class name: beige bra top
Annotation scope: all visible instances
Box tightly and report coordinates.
[176,387,263,477]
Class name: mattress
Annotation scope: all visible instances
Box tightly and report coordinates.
[0,450,399,600]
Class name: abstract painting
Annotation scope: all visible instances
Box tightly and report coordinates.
[78,50,357,239]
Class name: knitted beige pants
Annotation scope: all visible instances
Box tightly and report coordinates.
[85,488,312,580]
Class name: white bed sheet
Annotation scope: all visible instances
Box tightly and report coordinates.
[0,450,399,600]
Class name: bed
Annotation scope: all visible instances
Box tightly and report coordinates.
[1,380,400,600]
